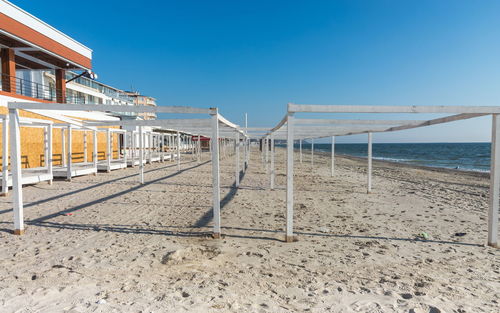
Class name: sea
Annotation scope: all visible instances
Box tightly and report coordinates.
[294,142,491,173]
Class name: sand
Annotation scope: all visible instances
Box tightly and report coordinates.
[0,147,499,313]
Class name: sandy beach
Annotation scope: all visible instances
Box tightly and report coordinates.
[0,147,498,313]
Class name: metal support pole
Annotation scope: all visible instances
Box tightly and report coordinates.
[488,114,499,247]
[9,108,24,235]
[367,132,372,193]
[211,109,221,238]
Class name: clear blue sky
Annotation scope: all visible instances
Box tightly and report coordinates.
[13,0,500,143]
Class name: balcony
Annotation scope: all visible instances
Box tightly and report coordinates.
[0,73,138,117]
[1,72,57,101]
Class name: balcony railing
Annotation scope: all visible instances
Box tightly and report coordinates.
[0,73,142,117]
[1,73,57,101]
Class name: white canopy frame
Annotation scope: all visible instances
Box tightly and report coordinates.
[7,102,247,239]
[0,115,55,197]
[52,123,100,180]
[263,103,497,247]
[94,128,127,173]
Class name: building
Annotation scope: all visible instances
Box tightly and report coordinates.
[124,91,157,120]
[0,0,150,168]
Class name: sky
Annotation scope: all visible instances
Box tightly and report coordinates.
[12,0,500,143]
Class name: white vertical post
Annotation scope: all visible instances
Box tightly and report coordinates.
[157,134,161,160]
[244,113,248,168]
[139,126,144,184]
[177,131,181,171]
[123,132,128,166]
[66,125,72,180]
[43,127,48,170]
[106,129,111,172]
[191,136,195,160]
[286,114,294,242]
[270,133,275,190]
[367,132,372,193]
[261,139,264,165]
[130,131,135,166]
[93,130,98,172]
[61,128,66,166]
[170,135,174,162]
[299,139,302,164]
[2,116,9,195]
[488,114,499,247]
[235,132,240,187]
[47,124,53,183]
[211,109,221,238]
[265,136,269,173]
[197,135,201,162]
[83,131,88,163]
[161,134,165,162]
[331,136,335,176]
[9,108,24,235]
[311,138,314,167]
[149,132,153,164]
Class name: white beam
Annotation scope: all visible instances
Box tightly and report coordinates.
[289,103,500,114]
[8,102,211,114]
[294,118,424,125]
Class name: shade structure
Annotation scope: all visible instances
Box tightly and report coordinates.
[258,103,498,247]
[6,101,248,239]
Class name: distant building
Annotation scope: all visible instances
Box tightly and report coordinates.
[124,91,157,120]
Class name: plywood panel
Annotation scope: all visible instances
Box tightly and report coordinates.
[0,107,120,169]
